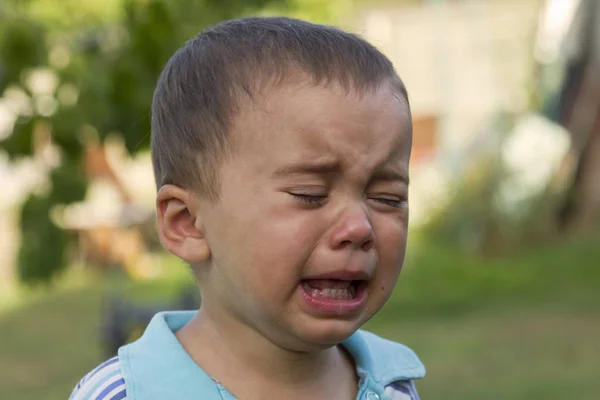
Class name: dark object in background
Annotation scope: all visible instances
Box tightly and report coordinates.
[545,0,600,233]
[101,286,200,357]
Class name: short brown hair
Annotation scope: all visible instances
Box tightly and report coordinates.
[151,16,409,200]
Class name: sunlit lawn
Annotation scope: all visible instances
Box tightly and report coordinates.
[1,233,599,399]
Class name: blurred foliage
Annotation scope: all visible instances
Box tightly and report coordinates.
[377,227,600,321]
[0,0,348,285]
[416,112,568,256]
[17,194,69,284]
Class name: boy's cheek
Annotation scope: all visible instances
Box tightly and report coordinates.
[376,238,408,279]
[375,223,408,255]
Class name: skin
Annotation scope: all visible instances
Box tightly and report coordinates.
[156,78,412,400]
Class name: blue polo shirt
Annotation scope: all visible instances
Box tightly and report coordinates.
[70,311,425,400]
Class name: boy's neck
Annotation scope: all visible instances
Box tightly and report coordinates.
[175,307,358,400]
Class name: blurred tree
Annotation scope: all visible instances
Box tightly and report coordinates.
[552,1,600,235]
[535,0,600,236]
[0,0,348,284]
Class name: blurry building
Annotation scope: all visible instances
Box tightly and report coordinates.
[357,0,543,168]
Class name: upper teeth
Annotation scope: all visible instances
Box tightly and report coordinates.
[303,282,357,300]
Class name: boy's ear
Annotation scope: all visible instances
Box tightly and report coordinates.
[156,185,210,263]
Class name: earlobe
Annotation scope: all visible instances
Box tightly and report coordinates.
[156,185,211,263]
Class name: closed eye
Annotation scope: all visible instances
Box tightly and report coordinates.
[290,193,328,206]
[370,197,407,208]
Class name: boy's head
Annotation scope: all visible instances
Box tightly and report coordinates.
[153,17,412,350]
[151,16,410,200]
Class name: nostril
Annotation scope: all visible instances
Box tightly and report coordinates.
[339,240,352,248]
[361,239,374,252]
[338,239,373,251]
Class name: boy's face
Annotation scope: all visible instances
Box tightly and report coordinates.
[195,79,411,350]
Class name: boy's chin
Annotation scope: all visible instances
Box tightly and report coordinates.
[292,319,364,349]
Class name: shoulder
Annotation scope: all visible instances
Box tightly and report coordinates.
[355,330,422,361]
[69,356,127,400]
[355,329,417,359]
[384,380,421,400]
[345,330,425,381]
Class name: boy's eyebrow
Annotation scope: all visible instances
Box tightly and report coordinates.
[372,169,410,186]
[273,161,409,185]
[273,160,340,177]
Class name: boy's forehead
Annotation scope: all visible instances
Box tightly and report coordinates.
[232,79,411,166]
[236,78,410,141]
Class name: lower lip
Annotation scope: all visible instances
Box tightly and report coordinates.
[299,281,368,316]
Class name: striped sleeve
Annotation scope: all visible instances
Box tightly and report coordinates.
[384,380,420,400]
[69,357,127,400]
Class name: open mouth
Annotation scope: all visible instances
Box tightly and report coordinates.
[301,279,364,301]
[299,278,368,315]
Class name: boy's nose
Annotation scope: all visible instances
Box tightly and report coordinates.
[329,208,374,252]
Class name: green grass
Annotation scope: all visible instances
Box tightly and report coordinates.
[1,232,599,399]
[371,308,600,399]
